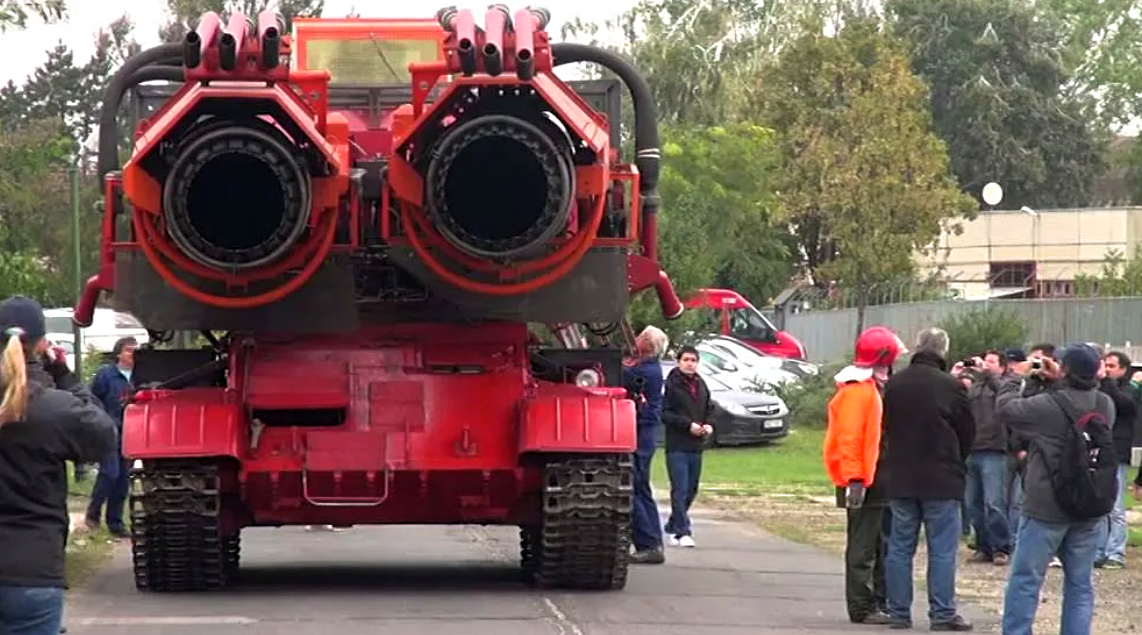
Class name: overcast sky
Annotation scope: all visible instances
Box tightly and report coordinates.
[0,0,633,85]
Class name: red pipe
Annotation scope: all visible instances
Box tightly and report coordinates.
[482,5,509,76]
[641,211,658,262]
[184,11,221,68]
[513,7,537,80]
[74,276,103,328]
[655,270,684,320]
[219,12,251,71]
[256,10,286,69]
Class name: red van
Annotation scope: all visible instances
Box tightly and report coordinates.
[683,288,807,360]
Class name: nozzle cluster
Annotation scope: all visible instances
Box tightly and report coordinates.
[183,9,288,72]
[435,5,552,79]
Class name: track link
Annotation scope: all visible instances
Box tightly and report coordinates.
[523,454,633,590]
[129,461,237,592]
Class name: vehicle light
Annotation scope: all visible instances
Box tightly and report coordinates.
[721,401,748,416]
[575,369,601,387]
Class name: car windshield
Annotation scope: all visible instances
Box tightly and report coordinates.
[45,316,72,334]
[728,306,775,340]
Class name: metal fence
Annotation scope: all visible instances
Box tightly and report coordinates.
[780,297,1142,363]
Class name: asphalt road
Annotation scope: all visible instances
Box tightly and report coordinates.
[63,506,994,635]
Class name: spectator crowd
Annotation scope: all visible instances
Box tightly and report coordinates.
[826,326,1142,635]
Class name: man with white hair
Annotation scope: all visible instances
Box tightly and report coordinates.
[881,327,976,631]
[622,325,669,564]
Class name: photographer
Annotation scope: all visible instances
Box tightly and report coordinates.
[953,351,1012,566]
[1007,344,1060,552]
[1093,351,1139,570]
[0,296,119,635]
[995,343,1114,635]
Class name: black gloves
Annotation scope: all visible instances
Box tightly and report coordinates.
[845,481,866,509]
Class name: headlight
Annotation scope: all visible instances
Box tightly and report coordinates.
[721,401,748,415]
[575,369,601,387]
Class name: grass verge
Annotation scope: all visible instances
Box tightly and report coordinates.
[65,462,119,588]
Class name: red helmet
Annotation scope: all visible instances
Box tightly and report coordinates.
[853,326,907,368]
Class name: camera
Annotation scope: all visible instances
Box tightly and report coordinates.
[1030,357,1044,372]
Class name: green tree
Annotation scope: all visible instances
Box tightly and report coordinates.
[886,0,1107,209]
[159,0,325,42]
[0,0,64,31]
[1073,246,1142,297]
[757,18,977,333]
[939,306,1029,362]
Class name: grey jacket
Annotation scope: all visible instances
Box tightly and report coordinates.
[967,373,1006,452]
[995,376,1115,524]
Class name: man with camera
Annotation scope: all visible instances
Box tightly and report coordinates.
[996,343,1117,635]
[952,350,1013,566]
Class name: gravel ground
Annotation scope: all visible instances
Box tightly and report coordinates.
[702,493,1141,635]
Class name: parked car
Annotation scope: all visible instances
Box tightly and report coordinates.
[694,343,800,392]
[656,361,790,446]
[682,288,807,360]
[43,307,149,353]
[703,335,818,379]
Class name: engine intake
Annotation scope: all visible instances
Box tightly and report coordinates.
[426,114,573,260]
[163,121,311,270]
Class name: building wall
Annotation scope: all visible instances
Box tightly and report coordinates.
[918,206,1142,298]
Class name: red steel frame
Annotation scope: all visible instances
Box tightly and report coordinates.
[91,15,658,526]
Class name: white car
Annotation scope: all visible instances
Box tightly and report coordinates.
[703,335,819,378]
[694,344,799,393]
[43,307,149,353]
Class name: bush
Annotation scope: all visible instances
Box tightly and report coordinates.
[772,363,844,430]
[938,306,1029,362]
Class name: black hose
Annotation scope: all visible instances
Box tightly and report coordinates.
[97,43,183,178]
[550,43,660,219]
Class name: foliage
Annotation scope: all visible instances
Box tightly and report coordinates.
[886,0,1108,210]
[158,0,326,42]
[938,306,1029,362]
[771,363,845,430]
[0,0,64,31]
[757,18,976,332]
[1073,246,1142,297]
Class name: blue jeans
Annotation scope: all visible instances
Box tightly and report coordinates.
[965,451,1012,556]
[1002,515,1102,635]
[631,427,663,551]
[0,586,64,635]
[663,450,702,538]
[885,499,962,623]
[1095,465,1129,564]
[1008,470,1024,546]
[86,453,130,531]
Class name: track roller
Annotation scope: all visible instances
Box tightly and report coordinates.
[521,454,633,590]
[128,461,238,591]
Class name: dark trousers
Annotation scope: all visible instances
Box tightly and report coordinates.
[631,427,663,551]
[86,455,130,531]
[845,503,890,621]
[0,585,64,635]
[664,450,702,538]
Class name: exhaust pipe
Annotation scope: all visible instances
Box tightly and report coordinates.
[257,10,286,69]
[513,7,549,80]
[183,11,221,68]
[219,12,252,71]
[655,271,684,320]
[437,6,478,76]
[482,4,511,77]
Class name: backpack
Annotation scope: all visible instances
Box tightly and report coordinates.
[1047,393,1119,520]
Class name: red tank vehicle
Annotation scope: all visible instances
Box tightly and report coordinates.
[74,7,682,592]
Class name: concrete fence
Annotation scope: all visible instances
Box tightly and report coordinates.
[779,297,1142,363]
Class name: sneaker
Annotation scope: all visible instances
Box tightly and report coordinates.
[1049,557,1062,568]
[852,610,894,625]
[107,527,130,539]
[967,550,992,563]
[629,547,665,565]
[1100,559,1125,570]
[678,535,696,548]
[930,615,973,631]
[667,535,681,547]
[992,553,1010,566]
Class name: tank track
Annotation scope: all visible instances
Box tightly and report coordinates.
[521,454,633,590]
[129,461,238,592]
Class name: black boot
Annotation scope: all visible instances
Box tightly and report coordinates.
[629,547,665,564]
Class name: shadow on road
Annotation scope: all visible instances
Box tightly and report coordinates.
[225,562,533,594]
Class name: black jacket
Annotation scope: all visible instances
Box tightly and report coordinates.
[881,351,976,501]
[0,361,119,587]
[967,373,1006,452]
[1100,376,1141,465]
[661,368,716,452]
